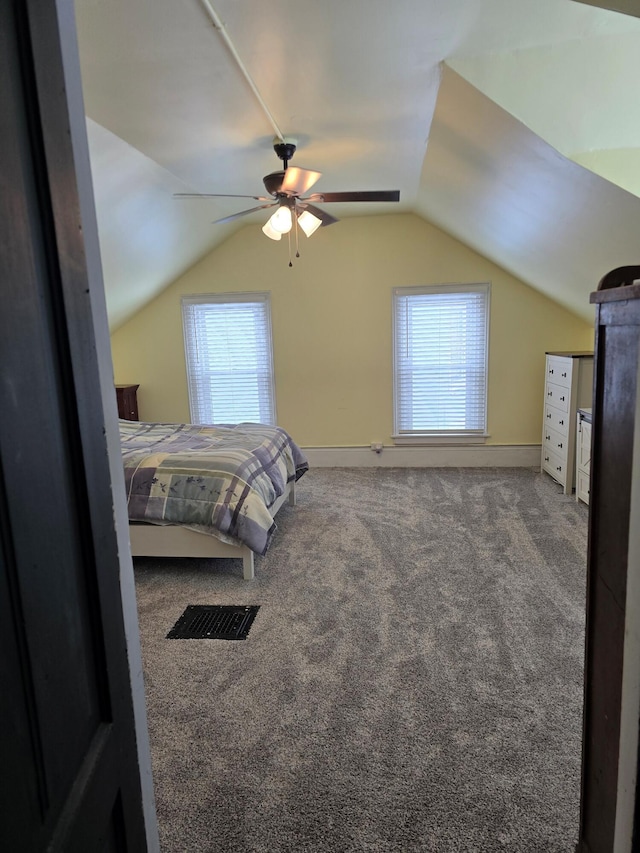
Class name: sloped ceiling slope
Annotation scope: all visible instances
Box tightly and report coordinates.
[449,30,640,196]
[73,0,640,330]
[87,120,237,328]
[416,68,640,323]
[575,0,640,15]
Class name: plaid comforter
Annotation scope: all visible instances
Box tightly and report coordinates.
[120,420,308,555]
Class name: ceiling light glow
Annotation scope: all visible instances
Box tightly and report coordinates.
[262,219,282,240]
[298,210,322,237]
[268,205,293,234]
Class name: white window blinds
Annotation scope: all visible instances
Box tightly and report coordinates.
[182,293,276,426]
[393,284,489,436]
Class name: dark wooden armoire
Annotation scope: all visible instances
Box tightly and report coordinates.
[577,266,640,853]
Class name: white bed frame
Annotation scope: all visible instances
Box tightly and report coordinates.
[128,480,296,580]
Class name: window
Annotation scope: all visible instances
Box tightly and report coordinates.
[393,283,489,440]
[182,292,276,425]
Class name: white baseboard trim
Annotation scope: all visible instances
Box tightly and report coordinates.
[302,444,541,468]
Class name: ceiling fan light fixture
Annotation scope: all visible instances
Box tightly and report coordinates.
[268,205,293,234]
[262,219,282,240]
[297,209,322,237]
[179,140,400,257]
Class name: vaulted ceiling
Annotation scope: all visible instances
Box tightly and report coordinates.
[73,0,640,329]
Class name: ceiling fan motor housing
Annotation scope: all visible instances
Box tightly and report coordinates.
[263,170,286,196]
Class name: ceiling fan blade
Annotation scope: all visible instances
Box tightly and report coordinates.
[212,203,276,225]
[281,167,322,196]
[297,202,339,227]
[304,190,400,203]
[174,192,272,201]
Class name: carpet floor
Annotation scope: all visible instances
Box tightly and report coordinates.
[133,467,588,852]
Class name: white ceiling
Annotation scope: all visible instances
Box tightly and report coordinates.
[73,0,640,328]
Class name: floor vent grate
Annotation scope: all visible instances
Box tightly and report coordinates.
[167,605,260,640]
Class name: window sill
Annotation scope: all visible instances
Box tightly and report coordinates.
[392,434,489,446]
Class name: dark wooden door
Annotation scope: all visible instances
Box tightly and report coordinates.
[0,1,153,850]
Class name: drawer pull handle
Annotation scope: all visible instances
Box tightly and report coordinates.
[556,466,562,472]
[547,391,552,396]
[562,372,567,378]
[545,434,550,441]
[558,443,563,449]
[560,395,565,401]
[544,456,550,462]
[559,420,564,426]
[547,413,551,419]
[549,369,554,374]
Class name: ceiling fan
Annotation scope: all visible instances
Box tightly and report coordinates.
[174,140,400,258]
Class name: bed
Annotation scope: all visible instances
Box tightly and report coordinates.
[120,420,308,579]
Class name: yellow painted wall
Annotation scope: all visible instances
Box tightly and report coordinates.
[110,213,594,446]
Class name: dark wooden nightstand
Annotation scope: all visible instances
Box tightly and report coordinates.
[115,384,139,420]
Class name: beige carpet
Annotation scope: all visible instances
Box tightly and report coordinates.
[134,467,588,852]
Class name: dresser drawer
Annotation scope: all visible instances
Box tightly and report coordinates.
[546,356,572,389]
[542,446,567,486]
[545,381,570,413]
[543,425,568,459]
[544,404,569,435]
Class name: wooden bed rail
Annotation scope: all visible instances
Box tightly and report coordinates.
[128,479,296,580]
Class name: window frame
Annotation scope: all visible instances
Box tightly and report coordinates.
[181,291,277,426]
[392,283,490,444]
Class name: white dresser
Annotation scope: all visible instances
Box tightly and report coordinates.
[541,352,593,495]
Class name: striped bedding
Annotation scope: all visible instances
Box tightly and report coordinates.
[120,420,308,555]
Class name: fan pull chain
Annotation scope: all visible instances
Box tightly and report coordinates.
[294,211,300,259]
[288,230,292,267]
